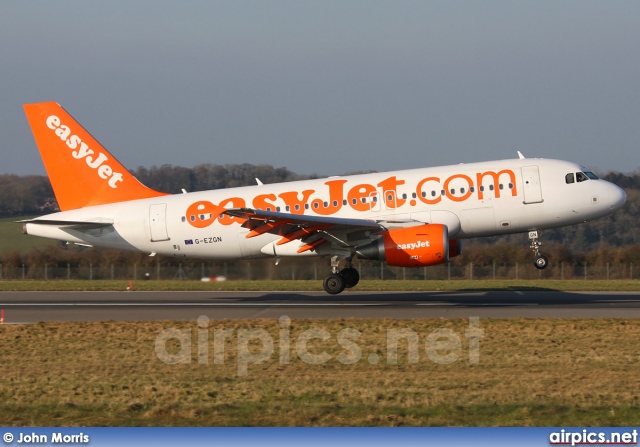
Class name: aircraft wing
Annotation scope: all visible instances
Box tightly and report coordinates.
[224,208,419,253]
[224,208,382,229]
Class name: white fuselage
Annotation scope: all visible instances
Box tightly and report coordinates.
[25,158,626,260]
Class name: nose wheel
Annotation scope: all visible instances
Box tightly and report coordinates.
[529,230,548,270]
[534,255,548,269]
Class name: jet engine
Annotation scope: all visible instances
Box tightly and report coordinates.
[356,224,450,268]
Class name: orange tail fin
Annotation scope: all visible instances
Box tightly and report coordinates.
[23,102,167,211]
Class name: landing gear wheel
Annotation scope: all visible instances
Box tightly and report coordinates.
[340,267,360,288]
[323,273,346,295]
[528,230,549,270]
[534,255,548,270]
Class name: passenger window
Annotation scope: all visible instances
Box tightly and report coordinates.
[489,185,494,191]
[460,188,465,194]
[181,216,186,222]
[576,172,588,182]
[313,203,319,209]
[565,173,575,184]
[431,191,436,197]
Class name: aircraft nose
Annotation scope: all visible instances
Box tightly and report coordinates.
[606,182,626,211]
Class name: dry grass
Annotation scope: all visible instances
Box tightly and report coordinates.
[1,318,640,426]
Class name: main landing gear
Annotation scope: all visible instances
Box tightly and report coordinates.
[323,256,360,295]
[528,230,548,270]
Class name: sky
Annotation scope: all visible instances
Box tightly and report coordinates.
[1,1,639,177]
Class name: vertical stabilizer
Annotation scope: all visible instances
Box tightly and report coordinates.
[24,102,167,211]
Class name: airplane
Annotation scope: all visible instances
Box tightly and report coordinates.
[20,102,627,294]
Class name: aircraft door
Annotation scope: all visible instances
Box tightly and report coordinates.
[384,190,397,210]
[149,203,170,242]
[521,166,543,204]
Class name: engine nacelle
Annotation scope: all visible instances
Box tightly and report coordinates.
[357,224,449,268]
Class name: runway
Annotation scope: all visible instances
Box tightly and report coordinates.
[2,290,640,322]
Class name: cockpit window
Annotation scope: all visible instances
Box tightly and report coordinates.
[584,171,599,180]
[565,173,575,184]
[576,172,590,182]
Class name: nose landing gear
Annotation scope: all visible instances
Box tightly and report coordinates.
[529,230,548,269]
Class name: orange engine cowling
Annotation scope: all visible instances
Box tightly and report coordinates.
[357,224,449,268]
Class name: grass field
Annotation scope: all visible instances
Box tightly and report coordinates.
[2,276,639,426]
[1,318,639,426]
[0,216,56,254]
[0,279,640,291]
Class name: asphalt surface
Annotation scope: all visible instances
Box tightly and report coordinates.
[2,290,640,322]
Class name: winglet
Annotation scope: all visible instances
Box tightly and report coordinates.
[23,102,168,211]
[517,151,526,159]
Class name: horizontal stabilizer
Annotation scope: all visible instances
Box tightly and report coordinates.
[18,218,114,230]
